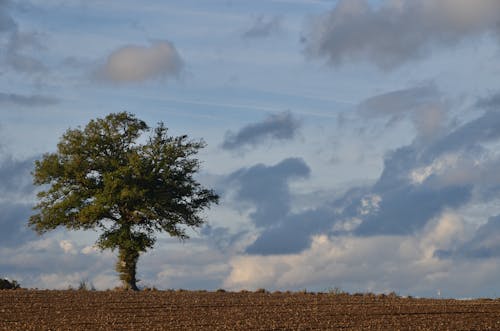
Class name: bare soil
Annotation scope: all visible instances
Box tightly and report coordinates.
[1,290,500,330]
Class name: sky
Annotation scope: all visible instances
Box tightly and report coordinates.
[2,0,500,298]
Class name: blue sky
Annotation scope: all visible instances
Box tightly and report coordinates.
[3,0,500,298]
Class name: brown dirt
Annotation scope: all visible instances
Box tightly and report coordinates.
[1,290,500,330]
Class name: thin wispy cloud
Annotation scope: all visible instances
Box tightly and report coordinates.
[0,92,59,107]
[358,86,440,117]
[135,94,343,119]
[242,15,283,39]
[358,85,446,138]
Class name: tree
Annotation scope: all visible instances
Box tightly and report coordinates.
[30,112,219,290]
[0,278,20,290]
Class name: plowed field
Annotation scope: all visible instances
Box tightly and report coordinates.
[1,290,500,330]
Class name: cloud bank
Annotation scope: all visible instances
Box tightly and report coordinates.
[223,212,499,297]
[304,0,500,69]
[217,91,500,294]
[97,41,183,83]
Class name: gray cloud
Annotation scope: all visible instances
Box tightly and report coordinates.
[226,157,310,228]
[0,155,37,248]
[96,41,183,83]
[245,208,335,255]
[223,158,349,255]
[0,155,36,195]
[359,86,440,118]
[0,92,58,107]
[61,56,91,69]
[346,110,500,236]
[242,15,282,39]
[314,143,473,238]
[0,0,15,33]
[344,106,500,236]
[220,96,500,255]
[437,215,500,259]
[0,201,36,247]
[358,183,472,236]
[201,225,247,252]
[358,85,446,138]
[304,0,500,70]
[6,54,47,73]
[222,111,301,152]
[0,2,47,74]
[222,157,348,255]
[475,92,500,111]
[425,110,500,160]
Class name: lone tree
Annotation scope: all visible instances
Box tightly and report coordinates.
[30,112,219,290]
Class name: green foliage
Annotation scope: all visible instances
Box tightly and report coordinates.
[0,278,20,290]
[30,112,219,290]
[78,280,96,291]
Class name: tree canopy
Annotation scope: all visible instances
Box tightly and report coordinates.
[30,112,219,290]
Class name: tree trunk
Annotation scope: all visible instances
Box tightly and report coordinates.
[116,246,139,291]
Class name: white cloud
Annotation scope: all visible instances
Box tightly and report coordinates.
[59,240,76,254]
[39,272,87,289]
[359,194,381,215]
[137,242,234,290]
[81,245,99,255]
[27,237,55,251]
[0,234,117,289]
[96,40,183,83]
[408,150,500,191]
[332,217,362,232]
[91,273,120,290]
[157,262,229,284]
[410,153,460,185]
